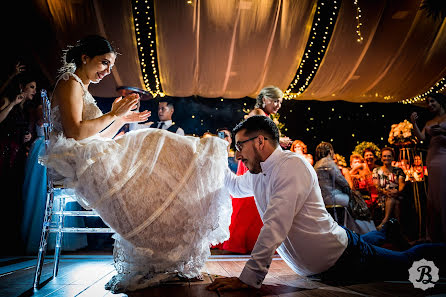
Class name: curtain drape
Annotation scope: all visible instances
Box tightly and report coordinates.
[154,0,316,98]
[31,0,446,102]
[34,0,143,98]
[299,0,446,103]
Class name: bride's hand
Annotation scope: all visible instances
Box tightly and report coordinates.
[110,93,140,118]
[121,110,151,123]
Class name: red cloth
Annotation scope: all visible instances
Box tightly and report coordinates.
[214,160,263,254]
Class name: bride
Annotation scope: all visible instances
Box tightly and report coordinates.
[43,35,231,292]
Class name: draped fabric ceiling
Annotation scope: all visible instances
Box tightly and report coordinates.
[30,0,446,102]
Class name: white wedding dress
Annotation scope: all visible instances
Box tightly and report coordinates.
[43,73,231,292]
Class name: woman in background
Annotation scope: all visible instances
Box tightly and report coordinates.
[372,147,406,230]
[221,86,284,254]
[290,139,314,166]
[411,93,446,242]
[0,72,37,254]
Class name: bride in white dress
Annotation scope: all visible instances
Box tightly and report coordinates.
[43,35,231,293]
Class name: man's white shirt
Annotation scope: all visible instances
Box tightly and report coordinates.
[224,147,348,288]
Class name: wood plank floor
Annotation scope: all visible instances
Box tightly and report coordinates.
[0,254,445,297]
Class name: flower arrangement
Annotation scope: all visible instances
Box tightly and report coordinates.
[388,120,417,145]
[352,141,381,159]
[334,154,347,167]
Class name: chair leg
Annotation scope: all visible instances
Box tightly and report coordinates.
[53,194,65,277]
[33,189,55,289]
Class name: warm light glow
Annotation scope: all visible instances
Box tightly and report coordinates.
[284,1,340,99]
[132,0,162,97]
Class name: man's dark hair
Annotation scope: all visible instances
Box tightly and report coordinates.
[233,115,279,146]
[159,98,174,109]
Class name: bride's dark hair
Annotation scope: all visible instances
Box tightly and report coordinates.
[60,35,117,73]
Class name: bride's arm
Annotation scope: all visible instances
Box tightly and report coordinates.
[56,79,139,140]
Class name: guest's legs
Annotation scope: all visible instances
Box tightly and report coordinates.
[377,197,396,230]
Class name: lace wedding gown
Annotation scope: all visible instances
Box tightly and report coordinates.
[43,73,231,292]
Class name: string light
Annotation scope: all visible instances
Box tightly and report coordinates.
[132,0,164,98]
[285,1,341,99]
[401,77,446,104]
[353,0,363,43]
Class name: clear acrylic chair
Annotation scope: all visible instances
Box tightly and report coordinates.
[33,89,114,289]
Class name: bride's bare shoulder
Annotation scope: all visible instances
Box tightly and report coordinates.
[52,75,83,105]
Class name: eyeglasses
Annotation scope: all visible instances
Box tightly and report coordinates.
[235,135,267,152]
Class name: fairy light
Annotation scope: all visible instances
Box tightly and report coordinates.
[353,0,363,43]
[132,0,163,98]
[401,77,446,104]
[285,1,341,99]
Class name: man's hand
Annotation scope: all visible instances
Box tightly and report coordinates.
[206,277,251,291]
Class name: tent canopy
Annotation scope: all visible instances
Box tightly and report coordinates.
[5,0,446,103]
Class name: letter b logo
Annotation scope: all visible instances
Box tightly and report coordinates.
[409,259,439,290]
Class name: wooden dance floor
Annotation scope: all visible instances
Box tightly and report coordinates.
[1,253,445,296]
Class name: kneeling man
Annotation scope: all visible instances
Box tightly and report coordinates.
[208,115,445,291]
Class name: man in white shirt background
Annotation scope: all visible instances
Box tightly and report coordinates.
[207,115,446,292]
[129,98,185,135]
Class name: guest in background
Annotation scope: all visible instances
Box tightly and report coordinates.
[151,99,184,135]
[290,139,314,166]
[373,147,406,230]
[411,93,446,242]
[222,86,284,254]
[364,148,379,172]
[0,72,37,255]
[350,153,378,209]
[410,155,427,182]
[314,142,375,234]
[128,98,182,135]
[217,127,237,173]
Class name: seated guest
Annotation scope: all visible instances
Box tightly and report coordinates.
[350,153,378,209]
[364,147,379,172]
[290,139,313,166]
[373,147,406,230]
[314,142,375,234]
